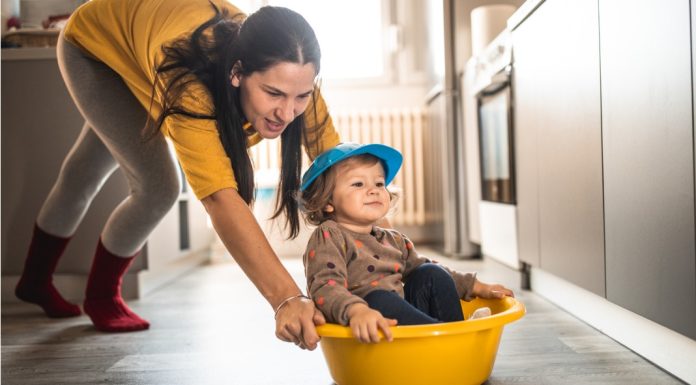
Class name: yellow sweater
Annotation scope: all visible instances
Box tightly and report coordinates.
[64,0,339,199]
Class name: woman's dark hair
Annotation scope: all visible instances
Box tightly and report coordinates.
[149,3,326,239]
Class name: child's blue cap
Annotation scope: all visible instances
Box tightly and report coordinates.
[301,143,403,191]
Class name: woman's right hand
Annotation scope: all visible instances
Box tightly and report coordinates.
[202,189,324,350]
[346,303,397,343]
[275,295,325,350]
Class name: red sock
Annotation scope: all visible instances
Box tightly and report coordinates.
[83,239,149,332]
[15,224,82,318]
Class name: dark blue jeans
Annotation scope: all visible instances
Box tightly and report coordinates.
[364,264,464,325]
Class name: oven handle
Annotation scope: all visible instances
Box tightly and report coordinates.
[478,66,512,97]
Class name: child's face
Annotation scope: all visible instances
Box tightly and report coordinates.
[326,159,390,233]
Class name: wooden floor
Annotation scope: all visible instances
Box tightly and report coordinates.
[2,252,684,385]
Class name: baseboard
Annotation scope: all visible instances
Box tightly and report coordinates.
[2,248,211,303]
[531,267,696,384]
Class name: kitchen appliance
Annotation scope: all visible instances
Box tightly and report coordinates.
[466,29,520,269]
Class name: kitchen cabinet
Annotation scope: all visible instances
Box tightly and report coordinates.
[600,0,696,339]
[1,48,214,300]
[1,49,136,283]
[512,0,605,295]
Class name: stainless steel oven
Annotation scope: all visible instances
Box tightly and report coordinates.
[464,28,520,270]
[477,65,515,204]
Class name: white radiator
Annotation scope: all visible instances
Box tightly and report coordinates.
[251,108,428,227]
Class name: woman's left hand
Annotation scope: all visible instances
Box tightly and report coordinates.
[472,279,515,299]
[275,296,325,350]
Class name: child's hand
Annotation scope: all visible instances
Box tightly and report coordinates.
[346,303,397,343]
[472,279,515,299]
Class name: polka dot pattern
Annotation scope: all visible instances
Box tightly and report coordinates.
[305,223,440,324]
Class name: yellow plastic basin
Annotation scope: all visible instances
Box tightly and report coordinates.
[316,296,525,385]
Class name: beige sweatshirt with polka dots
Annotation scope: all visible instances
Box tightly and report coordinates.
[303,220,477,325]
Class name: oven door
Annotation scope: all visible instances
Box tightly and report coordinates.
[477,69,516,204]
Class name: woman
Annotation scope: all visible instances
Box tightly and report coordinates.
[15,0,338,350]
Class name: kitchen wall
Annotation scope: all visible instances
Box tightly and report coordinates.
[2,0,84,32]
[1,0,18,33]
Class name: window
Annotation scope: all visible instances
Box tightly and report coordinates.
[239,0,392,83]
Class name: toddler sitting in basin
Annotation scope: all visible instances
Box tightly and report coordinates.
[298,143,514,343]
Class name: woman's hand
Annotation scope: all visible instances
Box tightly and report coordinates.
[202,189,323,351]
[472,279,515,299]
[275,296,325,350]
[346,303,397,344]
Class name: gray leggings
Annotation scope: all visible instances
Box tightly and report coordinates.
[37,34,181,257]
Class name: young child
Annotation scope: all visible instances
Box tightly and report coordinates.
[299,143,514,343]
